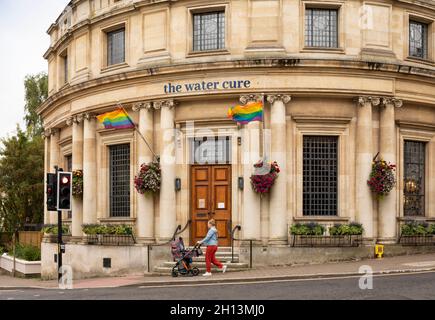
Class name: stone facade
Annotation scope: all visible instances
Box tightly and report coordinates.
[39,0,435,278]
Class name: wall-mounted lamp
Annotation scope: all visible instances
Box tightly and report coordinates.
[175,178,181,191]
[238,177,244,190]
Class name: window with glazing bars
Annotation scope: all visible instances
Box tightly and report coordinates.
[404,141,426,216]
[109,144,130,217]
[63,54,68,84]
[107,28,125,66]
[190,136,231,164]
[305,8,338,48]
[409,20,428,59]
[303,136,338,216]
[193,11,225,51]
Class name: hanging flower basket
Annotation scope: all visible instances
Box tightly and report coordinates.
[367,156,396,199]
[134,161,161,194]
[250,160,280,194]
[72,170,83,197]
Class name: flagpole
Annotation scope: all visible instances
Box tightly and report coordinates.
[119,105,159,161]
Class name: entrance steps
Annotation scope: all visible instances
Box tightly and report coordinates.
[153,247,250,275]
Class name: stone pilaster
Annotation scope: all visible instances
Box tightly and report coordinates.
[132,102,155,243]
[82,113,97,225]
[267,94,291,245]
[378,97,402,243]
[155,100,176,241]
[240,94,263,240]
[71,114,84,238]
[355,96,380,240]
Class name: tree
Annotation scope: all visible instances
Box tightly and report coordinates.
[23,72,47,137]
[0,72,47,232]
[0,128,44,231]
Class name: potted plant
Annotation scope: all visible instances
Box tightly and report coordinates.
[134,161,161,195]
[367,155,396,199]
[250,160,280,194]
[42,225,71,243]
[72,170,83,197]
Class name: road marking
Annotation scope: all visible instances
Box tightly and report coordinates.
[138,270,435,289]
[403,261,435,267]
[34,294,40,297]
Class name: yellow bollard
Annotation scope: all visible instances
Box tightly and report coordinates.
[375,244,384,259]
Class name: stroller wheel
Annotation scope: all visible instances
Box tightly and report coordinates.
[191,267,200,276]
[171,270,178,277]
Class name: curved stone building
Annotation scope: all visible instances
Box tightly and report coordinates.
[39,0,435,278]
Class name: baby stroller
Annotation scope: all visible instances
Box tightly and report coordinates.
[170,237,202,277]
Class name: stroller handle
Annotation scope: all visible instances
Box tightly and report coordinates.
[194,242,202,249]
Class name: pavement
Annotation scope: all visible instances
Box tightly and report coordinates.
[2,253,435,290]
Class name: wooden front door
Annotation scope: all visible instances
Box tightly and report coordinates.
[191,165,231,246]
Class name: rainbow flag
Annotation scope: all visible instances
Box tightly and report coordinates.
[96,107,135,129]
[227,101,263,124]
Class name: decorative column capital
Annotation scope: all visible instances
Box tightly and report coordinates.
[382,97,403,108]
[44,127,59,138]
[74,113,84,123]
[66,117,74,127]
[132,101,153,112]
[240,94,264,105]
[154,99,176,110]
[83,112,96,121]
[266,94,291,104]
[355,96,381,107]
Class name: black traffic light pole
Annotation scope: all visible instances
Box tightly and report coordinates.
[55,166,63,282]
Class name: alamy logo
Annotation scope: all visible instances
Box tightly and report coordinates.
[59,265,73,290]
[358,265,373,290]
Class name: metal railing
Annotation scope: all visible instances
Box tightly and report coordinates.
[291,234,363,247]
[230,225,254,269]
[399,235,435,246]
[85,234,136,246]
[146,220,191,273]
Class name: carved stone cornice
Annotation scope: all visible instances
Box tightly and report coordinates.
[74,113,84,123]
[267,94,292,104]
[239,94,263,104]
[355,96,381,107]
[381,97,403,108]
[153,99,176,110]
[132,101,153,112]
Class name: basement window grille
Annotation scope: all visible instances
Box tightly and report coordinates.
[303,136,338,216]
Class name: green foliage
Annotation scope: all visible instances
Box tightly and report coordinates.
[428,224,435,235]
[0,129,44,232]
[0,72,47,233]
[290,222,325,235]
[42,225,70,235]
[0,246,4,255]
[329,222,364,236]
[82,224,133,235]
[24,73,47,137]
[9,244,41,261]
[401,221,429,236]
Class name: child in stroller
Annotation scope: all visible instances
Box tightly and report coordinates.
[170,237,203,277]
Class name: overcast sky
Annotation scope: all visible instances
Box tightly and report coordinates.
[0,0,69,139]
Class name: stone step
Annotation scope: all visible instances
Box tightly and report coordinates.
[153,264,249,275]
[193,256,239,262]
[162,261,246,268]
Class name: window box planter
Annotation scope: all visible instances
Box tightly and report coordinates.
[291,235,363,247]
[0,254,41,277]
[84,234,135,246]
[43,234,72,243]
